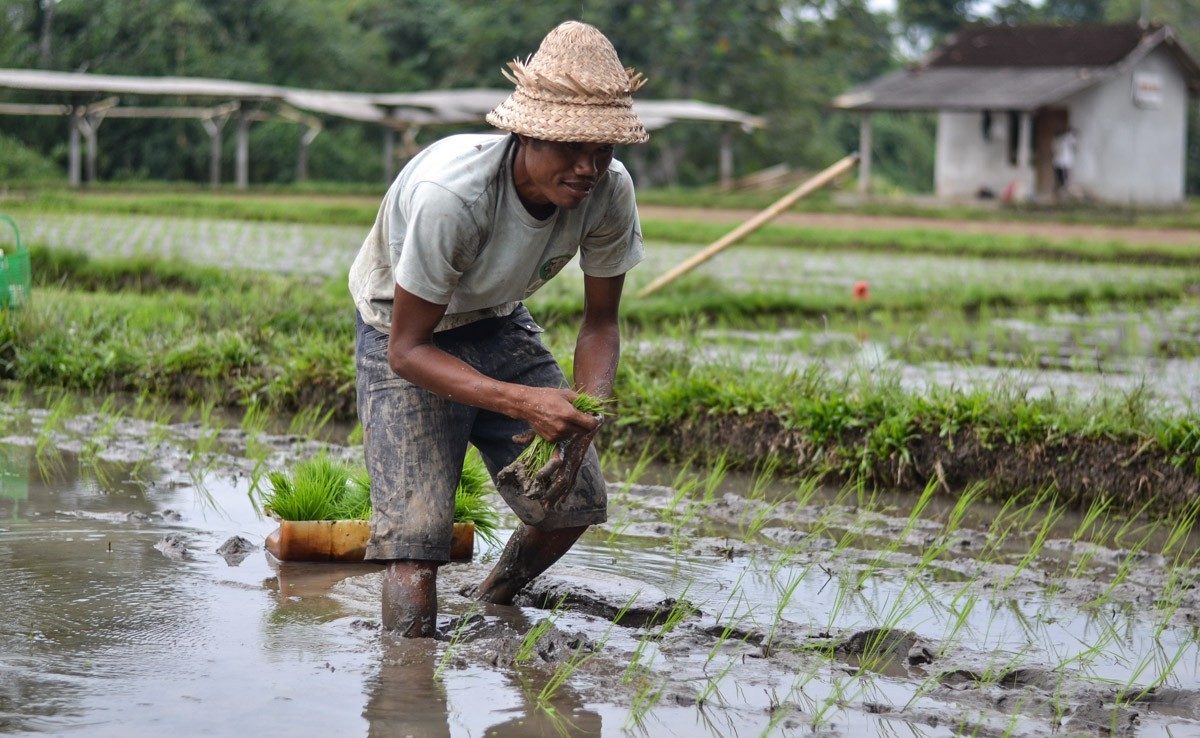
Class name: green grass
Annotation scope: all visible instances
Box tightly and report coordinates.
[636,187,1200,231]
[639,220,1200,266]
[8,186,1200,231]
[8,189,1200,267]
[5,247,1198,511]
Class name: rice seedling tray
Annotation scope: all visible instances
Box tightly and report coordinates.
[264,519,476,562]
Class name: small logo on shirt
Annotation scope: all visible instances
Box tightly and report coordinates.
[538,255,572,281]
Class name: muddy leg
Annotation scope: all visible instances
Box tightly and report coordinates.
[476,524,587,605]
[382,560,439,638]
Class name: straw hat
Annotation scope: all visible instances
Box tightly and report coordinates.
[486,21,649,145]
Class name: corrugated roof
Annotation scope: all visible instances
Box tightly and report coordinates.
[0,69,763,130]
[831,66,1106,111]
[0,69,282,99]
[374,89,765,128]
[832,23,1200,111]
[928,23,1148,67]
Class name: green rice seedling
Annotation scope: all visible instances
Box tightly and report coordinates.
[746,454,781,501]
[435,605,480,678]
[516,393,607,471]
[514,614,560,666]
[741,499,781,541]
[764,574,803,657]
[624,674,666,731]
[34,393,73,476]
[699,452,729,505]
[1115,640,1193,707]
[792,475,821,509]
[536,594,635,719]
[288,404,335,440]
[695,656,736,708]
[454,449,501,546]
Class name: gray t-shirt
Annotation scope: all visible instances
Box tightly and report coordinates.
[348,133,644,333]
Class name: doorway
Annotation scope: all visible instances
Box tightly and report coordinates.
[1034,107,1070,198]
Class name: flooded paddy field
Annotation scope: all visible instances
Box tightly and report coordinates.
[627,300,1200,411]
[3,405,1200,737]
[19,212,1199,299]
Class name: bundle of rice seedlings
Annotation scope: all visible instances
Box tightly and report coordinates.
[515,393,607,471]
[262,449,501,541]
[262,454,363,521]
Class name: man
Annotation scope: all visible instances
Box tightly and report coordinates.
[348,21,648,637]
[1053,127,1077,197]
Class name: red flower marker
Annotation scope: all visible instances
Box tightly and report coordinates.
[853,280,870,301]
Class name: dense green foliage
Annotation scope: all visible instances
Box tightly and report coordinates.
[4,0,1194,191]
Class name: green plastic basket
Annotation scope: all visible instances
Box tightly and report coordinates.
[0,214,31,310]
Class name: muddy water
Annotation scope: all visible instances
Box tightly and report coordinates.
[3,414,1200,736]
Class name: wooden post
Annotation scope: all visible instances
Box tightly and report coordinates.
[382,126,396,184]
[235,108,250,190]
[82,113,104,185]
[718,127,734,190]
[636,153,859,298]
[296,122,321,183]
[297,124,310,183]
[858,113,873,195]
[67,108,82,188]
[200,116,221,190]
[1017,111,1032,169]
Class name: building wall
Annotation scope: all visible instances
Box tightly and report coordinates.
[935,110,1032,199]
[933,47,1189,205]
[1064,47,1188,205]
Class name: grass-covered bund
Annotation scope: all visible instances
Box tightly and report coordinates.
[4,245,1198,513]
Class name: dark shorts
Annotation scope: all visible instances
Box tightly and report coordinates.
[355,305,607,562]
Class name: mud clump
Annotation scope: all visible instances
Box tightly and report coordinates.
[838,628,931,668]
[1066,699,1139,737]
[154,533,191,560]
[216,535,256,566]
[515,568,695,628]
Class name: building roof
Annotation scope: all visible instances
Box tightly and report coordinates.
[832,23,1200,112]
[0,70,764,130]
[927,23,1150,67]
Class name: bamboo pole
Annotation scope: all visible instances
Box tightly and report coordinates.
[636,153,859,298]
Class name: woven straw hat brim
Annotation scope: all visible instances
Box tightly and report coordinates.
[487,90,648,145]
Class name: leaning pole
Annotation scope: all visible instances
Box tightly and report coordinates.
[636,153,860,299]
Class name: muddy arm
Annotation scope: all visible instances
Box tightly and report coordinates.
[572,274,625,399]
[388,284,596,441]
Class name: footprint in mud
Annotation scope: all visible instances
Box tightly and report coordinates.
[1066,698,1139,737]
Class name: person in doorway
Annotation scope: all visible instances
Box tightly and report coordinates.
[1052,127,1077,197]
[348,21,648,637]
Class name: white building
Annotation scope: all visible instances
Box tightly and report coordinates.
[832,23,1200,205]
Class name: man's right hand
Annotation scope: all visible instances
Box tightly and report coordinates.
[515,386,600,442]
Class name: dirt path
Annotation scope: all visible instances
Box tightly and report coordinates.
[639,205,1200,247]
